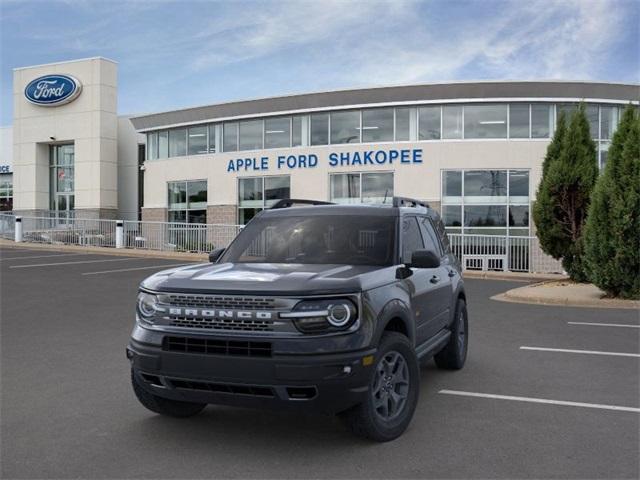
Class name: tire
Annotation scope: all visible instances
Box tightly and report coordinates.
[131,370,206,418]
[434,298,468,370]
[341,332,420,442]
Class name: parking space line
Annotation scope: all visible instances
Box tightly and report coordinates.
[438,390,640,413]
[1,253,88,261]
[568,322,640,329]
[520,346,640,358]
[82,263,194,275]
[10,258,136,269]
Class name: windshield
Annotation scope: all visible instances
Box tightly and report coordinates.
[221,215,397,266]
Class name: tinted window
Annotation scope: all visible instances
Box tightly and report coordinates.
[509,104,529,138]
[419,106,441,140]
[331,111,360,144]
[265,117,290,149]
[239,120,263,150]
[221,215,396,266]
[362,108,393,142]
[419,217,441,255]
[395,108,411,141]
[464,104,507,139]
[401,217,424,264]
[442,106,463,139]
[531,104,551,138]
[169,128,187,157]
[310,113,329,145]
[223,122,238,152]
[188,126,207,155]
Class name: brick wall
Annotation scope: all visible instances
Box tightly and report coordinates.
[141,208,167,223]
[207,205,237,225]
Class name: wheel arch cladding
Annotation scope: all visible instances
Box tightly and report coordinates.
[375,299,414,346]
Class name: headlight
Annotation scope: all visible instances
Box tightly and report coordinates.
[281,298,357,333]
[137,291,158,322]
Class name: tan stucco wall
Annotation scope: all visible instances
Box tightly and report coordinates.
[142,140,550,210]
[12,57,118,214]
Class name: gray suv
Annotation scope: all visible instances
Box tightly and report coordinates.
[127,197,468,441]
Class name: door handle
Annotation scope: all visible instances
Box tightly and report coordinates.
[430,275,440,284]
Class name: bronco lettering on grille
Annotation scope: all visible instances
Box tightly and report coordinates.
[167,308,274,320]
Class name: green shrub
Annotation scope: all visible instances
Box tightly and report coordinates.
[584,106,640,299]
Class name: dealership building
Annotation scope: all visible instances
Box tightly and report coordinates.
[5,57,639,240]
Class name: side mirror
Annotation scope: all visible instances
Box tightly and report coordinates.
[407,249,440,269]
[208,248,225,263]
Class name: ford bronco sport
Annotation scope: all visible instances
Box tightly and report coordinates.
[127,197,468,441]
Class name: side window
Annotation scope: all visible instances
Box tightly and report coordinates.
[401,217,424,264]
[419,217,442,256]
[433,215,451,252]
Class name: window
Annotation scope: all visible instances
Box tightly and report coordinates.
[208,124,217,153]
[464,104,507,139]
[401,217,424,264]
[187,126,207,155]
[442,171,462,201]
[49,144,75,219]
[362,108,394,142]
[464,205,507,227]
[419,106,441,140]
[531,104,552,138]
[419,217,442,255]
[441,169,530,236]
[223,122,238,152]
[330,172,393,204]
[586,104,599,139]
[600,106,619,140]
[330,110,360,144]
[158,131,168,159]
[239,120,263,150]
[265,117,291,149]
[292,116,303,147]
[168,128,187,157]
[221,215,396,266]
[442,106,463,139]
[464,170,507,203]
[509,104,529,138]
[509,170,529,202]
[395,107,411,141]
[168,180,207,223]
[310,113,329,145]
[147,132,158,160]
[238,176,290,224]
[0,173,13,211]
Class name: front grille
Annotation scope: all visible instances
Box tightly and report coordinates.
[168,316,274,332]
[163,294,277,310]
[167,378,275,397]
[163,336,272,357]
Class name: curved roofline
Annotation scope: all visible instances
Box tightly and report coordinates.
[131,80,639,131]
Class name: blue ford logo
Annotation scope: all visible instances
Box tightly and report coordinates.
[24,74,82,106]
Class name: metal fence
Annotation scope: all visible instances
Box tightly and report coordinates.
[20,216,118,248]
[122,221,241,253]
[448,234,564,274]
[1,213,565,273]
[0,213,15,240]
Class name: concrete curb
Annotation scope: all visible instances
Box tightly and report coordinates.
[0,238,207,262]
[462,271,567,282]
[492,280,640,310]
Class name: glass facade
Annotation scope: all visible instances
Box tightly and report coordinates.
[330,172,393,204]
[0,173,12,211]
[49,144,75,218]
[441,169,530,236]
[238,176,290,224]
[143,103,624,169]
[168,180,207,223]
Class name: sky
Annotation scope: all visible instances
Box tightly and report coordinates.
[0,0,638,126]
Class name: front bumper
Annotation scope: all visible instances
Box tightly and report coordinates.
[128,335,376,414]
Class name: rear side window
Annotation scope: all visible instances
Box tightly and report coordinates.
[419,217,442,256]
[401,217,424,264]
[431,214,451,253]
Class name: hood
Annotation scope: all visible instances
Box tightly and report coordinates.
[140,262,397,295]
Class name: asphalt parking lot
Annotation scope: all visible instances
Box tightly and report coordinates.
[1,245,638,479]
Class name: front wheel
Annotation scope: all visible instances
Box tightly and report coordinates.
[434,298,468,370]
[340,332,420,442]
[131,370,206,418]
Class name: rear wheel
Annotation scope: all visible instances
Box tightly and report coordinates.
[131,370,206,418]
[434,298,468,370]
[341,332,419,442]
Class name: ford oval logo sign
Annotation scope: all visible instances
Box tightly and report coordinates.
[24,74,82,106]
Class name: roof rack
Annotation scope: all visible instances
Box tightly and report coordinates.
[392,196,430,209]
[270,199,335,209]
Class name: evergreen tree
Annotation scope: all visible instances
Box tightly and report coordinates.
[584,106,640,298]
[533,104,598,281]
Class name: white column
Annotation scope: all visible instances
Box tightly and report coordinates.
[14,216,23,243]
[116,220,124,248]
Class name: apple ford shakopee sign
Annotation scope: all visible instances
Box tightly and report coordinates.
[24,74,82,106]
